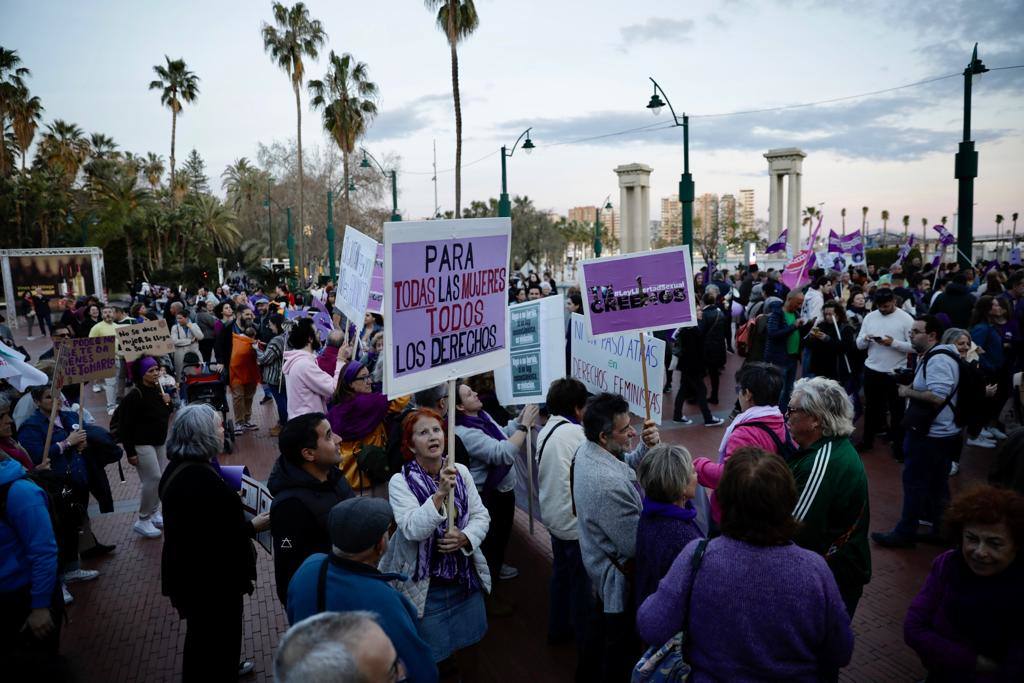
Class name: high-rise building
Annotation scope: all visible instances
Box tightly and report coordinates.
[660,196,682,244]
[649,220,662,244]
[568,206,597,225]
[695,193,719,241]
[601,206,620,250]
[739,189,755,233]
[719,194,737,239]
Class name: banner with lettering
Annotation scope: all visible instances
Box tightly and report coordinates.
[367,243,385,314]
[494,294,566,405]
[577,246,698,339]
[569,313,665,424]
[336,225,378,324]
[384,218,511,397]
[115,320,173,361]
[57,336,117,383]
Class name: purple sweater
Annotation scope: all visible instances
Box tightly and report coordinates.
[637,536,853,682]
[634,499,704,610]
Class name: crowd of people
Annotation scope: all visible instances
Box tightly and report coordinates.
[0,253,1022,682]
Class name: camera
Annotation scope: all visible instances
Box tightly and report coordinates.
[892,367,915,386]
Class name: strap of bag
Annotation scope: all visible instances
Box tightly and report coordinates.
[739,421,797,455]
[683,539,710,633]
[316,556,330,613]
[918,348,960,412]
[537,419,569,465]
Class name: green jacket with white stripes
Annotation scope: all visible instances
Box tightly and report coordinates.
[789,436,871,596]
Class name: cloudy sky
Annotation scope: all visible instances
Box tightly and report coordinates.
[5,0,1023,239]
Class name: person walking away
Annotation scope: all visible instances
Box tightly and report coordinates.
[170,311,203,382]
[267,413,353,605]
[30,287,52,338]
[256,314,289,437]
[194,301,217,364]
[671,310,724,427]
[763,292,805,413]
[699,292,728,404]
[930,274,974,329]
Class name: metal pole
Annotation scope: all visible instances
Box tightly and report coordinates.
[286,207,296,289]
[267,177,273,258]
[680,115,694,253]
[956,44,985,269]
[390,171,401,222]
[327,190,337,280]
[498,146,511,218]
[594,207,602,258]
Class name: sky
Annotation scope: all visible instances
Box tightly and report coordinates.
[4,0,1023,240]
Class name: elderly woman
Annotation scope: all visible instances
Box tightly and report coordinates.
[634,444,704,609]
[637,447,853,680]
[905,485,1024,682]
[786,376,871,616]
[159,404,270,682]
[169,310,203,382]
[942,327,999,461]
[379,408,491,673]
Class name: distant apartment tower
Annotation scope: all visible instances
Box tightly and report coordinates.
[739,189,755,232]
[601,206,620,249]
[660,196,682,244]
[695,193,719,241]
[649,219,662,244]
[719,194,737,239]
[568,206,597,225]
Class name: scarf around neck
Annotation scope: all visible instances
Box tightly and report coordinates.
[402,459,476,587]
[719,405,783,459]
[641,498,698,522]
[456,410,513,494]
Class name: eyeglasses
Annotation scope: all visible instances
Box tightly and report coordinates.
[353,374,370,382]
[786,407,807,416]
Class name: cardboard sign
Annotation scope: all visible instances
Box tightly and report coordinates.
[240,474,273,554]
[495,295,566,405]
[367,244,385,314]
[57,336,117,383]
[115,320,173,361]
[384,218,511,397]
[569,313,665,424]
[336,226,378,324]
[578,246,698,339]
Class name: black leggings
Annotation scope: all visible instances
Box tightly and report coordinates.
[480,488,515,578]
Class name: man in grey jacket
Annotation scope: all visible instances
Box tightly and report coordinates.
[572,392,661,683]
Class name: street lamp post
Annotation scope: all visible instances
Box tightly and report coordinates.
[359,149,402,222]
[593,197,612,258]
[956,43,988,268]
[646,77,694,252]
[286,207,296,289]
[498,128,534,218]
[263,176,274,258]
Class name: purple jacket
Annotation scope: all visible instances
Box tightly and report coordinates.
[637,536,853,682]
[634,500,704,610]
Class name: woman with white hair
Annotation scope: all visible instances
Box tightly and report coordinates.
[785,376,871,617]
[158,404,270,681]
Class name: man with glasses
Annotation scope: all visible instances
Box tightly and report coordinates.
[572,392,661,682]
[872,315,960,549]
[284,498,437,683]
[89,306,126,415]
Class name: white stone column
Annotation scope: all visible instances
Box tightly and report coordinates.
[614,163,654,254]
[787,173,801,254]
[768,173,782,241]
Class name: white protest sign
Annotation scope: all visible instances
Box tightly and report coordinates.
[336,225,379,324]
[240,474,273,554]
[384,218,511,398]
[115,320,173,361]
[495,294,566,405]
[569,312,666,424]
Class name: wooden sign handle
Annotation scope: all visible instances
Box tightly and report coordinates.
[635,276,652,421]
[446,378,457,529]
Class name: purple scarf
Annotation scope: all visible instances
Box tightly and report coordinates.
[641,498,698,522]
[402,459,477,587]
[456,410,513,495]
[327,392,389,441]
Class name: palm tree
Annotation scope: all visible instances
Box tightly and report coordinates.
[899,215,908,242]
[221,157,260,210]
[262,1,327,272]
[308,51,378,232]
[995,214,1004,260]
[840,207,846,235]
[801,205,818,245]
[881,210,889,242]
[37,119,90,186]
[190,194,241,260]
[90,158,151,283]
[1012,212,1019,246]
[148,56,199,206]
[9,87,43,172]
[89,133,118,159]
[861,206,868,243]
[425,0,479,216]
[919,217,928,256]
[143,152,165,190]
[0,48,30,176]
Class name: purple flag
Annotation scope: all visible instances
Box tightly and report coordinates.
[310,294,329,315]
[930,253,941,269]
[933,224,955,247]
[827,230,843,253]
[894,234,915,264]
[765,230,788,253]
[982,260,999,276]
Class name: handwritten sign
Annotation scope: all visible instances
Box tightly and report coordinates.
[569,313,665,424]
[115,320,173,361]
[336,226,378,325]
[495,294,566,405]
[578,246,698,338]
[384,218,511,397]
[57,336,117,383]
[367,243,385,314]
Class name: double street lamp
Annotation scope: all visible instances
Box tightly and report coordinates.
[646,77,694,253]
[498,128,534,218]
[593,196,613,258]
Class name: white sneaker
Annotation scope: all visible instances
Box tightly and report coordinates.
[134,518,162,538]
[92,384,103,393]
[152,511,164,529]
[704,417,725,427]
[949,461,960,476]
[26,335,36,341]
[107,407,116,416]
[499,563,519,580]
[62,583,74,605]
[63,568,100,583]
[966,436,997,449]
[982,426,1007,440]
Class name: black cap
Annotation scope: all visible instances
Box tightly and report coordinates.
[328,497,394,553]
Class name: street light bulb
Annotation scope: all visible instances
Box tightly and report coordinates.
[360,157,371,169]
[522,136,535,155]
[646,93,666,115]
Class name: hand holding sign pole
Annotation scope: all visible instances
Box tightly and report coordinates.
[636,277,652,421]
[447,378,457,528]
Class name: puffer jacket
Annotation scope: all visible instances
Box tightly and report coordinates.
[763,298,799,366]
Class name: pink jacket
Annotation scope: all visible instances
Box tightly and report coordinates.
[693,409,788,523]
[282,346,340,419]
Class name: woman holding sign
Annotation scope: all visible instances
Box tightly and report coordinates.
[380,407,491,672]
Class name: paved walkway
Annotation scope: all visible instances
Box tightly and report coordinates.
[13,332,1010,682]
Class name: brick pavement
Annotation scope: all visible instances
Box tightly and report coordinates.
[10,330,1012,682]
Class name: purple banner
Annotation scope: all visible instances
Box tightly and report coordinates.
[367,244,385,314]
[765,230,788,253]
[895,234,915,264]
[782,249,816,291]
[578,247,697,337]
[933,224,956,247]
[828,230,863,255]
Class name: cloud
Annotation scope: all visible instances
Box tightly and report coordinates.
[619,18,694,46]
[365,93,451,141]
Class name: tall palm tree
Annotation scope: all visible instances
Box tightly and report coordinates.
[90,157,151,283]
[262,1,327,271]
[801,206,818,244]
[919,217,928,256]
[9,87,43,172]
[900,214,908,241]
[426,0,479,216]
[143,152,165,190]
[881,210,889,242]
[191,194,241,258]
[0,48,30,176]
[861,206,868,244]
[221,157,260,209]
[308,51,378,231]
[840,207,846,235]
[148,56,199,206]
[995,214,1004,260]
[89,132,117,159]
[1012,212,1019,246]
[37,119,90,187]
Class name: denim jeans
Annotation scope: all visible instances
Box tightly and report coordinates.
[264,382,288,426]
[893,433,959,539]
[778,355,798,413]
[548,535,592,647]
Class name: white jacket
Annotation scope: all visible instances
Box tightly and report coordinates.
[378,463,492,617]
[537,416,586,541]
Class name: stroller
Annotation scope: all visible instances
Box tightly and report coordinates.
[181,351,236,454]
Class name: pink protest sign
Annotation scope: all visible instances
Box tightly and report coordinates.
[577,246,698,338]
[367,244,384,314]
[383,218,511,397]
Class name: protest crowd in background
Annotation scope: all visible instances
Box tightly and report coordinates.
[1,239,1023,683]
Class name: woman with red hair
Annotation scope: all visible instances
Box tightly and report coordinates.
[905,484,1024,681]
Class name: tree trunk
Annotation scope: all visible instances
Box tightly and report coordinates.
[169,109,177,207]
[41,218,50,248]
[294,80,304,279]
[125,236,137,285]
[343,149,350,231]
[450,39,462,217]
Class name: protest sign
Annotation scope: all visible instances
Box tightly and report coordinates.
[569,313,665,424]
[0,340,48,391]
[57,336,117,383]
[495,294,566,405]
[115,320,173,361]
[336,226,378,324]
[577,246,698,339]
[384,218,511,397]
[367,244,385,314]
[240,474,273,554]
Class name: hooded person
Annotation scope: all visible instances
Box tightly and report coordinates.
[282,319,347,420]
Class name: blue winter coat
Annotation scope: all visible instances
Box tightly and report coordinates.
[19,409,89,488]
[0,458,58,608]
[764,298,799,366]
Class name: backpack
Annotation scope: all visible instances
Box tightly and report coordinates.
[735,318,757,357]
[920,348,986,429]
[738,421,799,461]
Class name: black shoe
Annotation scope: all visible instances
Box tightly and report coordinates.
[672,416,693,425]
[80,543,116,560]
[238,661,254,677]
[871,531,915,548]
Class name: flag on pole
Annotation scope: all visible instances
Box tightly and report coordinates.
[765,230,788,253]
[894,234,915,265]
[782,250,817,290]
[930,253,941,269]
[933,224,956,247]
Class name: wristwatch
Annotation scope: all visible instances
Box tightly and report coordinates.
[516,424,528,433]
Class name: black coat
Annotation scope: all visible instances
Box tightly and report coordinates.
[266,457,354,605]
[116,384,174,456]
[159,459,257,616]
[805,321,859,382]
[929,283,974,329]
[698,306,728,370]
[673,327,706,376]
